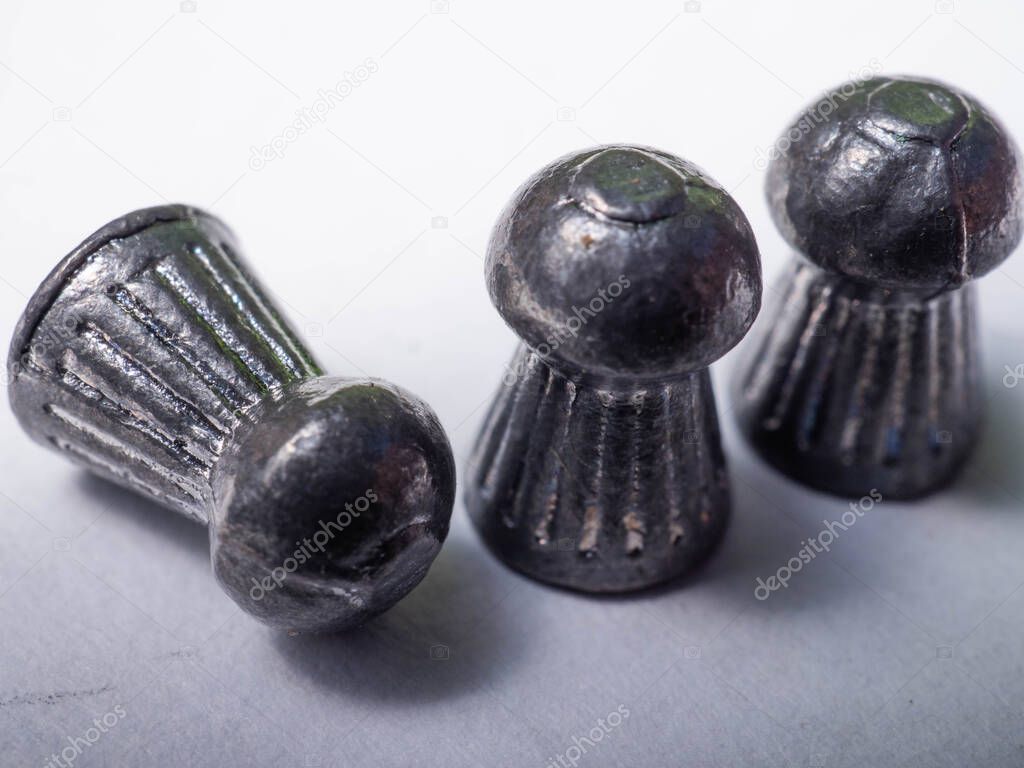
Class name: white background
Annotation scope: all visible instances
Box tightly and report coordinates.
[2,1,1023,765]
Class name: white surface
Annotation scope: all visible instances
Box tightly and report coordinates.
[2,1,1024,766]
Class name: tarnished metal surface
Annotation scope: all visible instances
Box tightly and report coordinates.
[7,205,455,632]
[467,145,762,592]
[733,76,1022,499]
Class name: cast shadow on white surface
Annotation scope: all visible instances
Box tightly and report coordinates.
[75,472,210,564]
[268,533,528,705]
[957,384,1024,507]
[74,472,529,701]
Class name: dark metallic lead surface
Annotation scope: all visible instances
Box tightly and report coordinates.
[733,76,1023,499]
[467,145,762,592]
[7,205,455,632]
